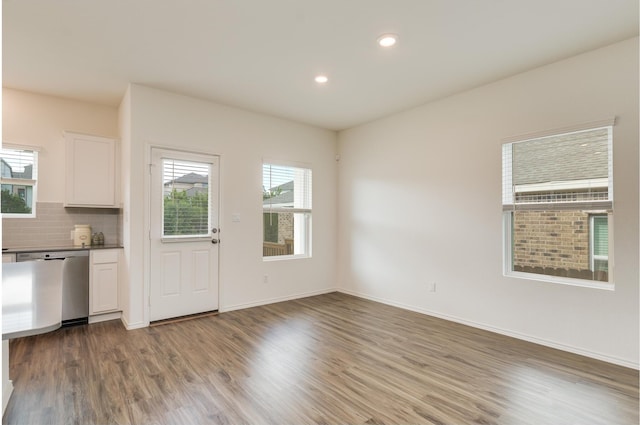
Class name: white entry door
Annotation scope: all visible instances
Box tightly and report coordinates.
[149,148,220,321]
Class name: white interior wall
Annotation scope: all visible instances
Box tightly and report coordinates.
[120,84,338,326]
[336,37,639,368]
[2,89,119,202]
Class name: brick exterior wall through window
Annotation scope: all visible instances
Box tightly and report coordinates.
[277,212,294,244]
[512,210,605,281]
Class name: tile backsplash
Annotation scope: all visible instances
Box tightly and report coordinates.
[3,202,121,248]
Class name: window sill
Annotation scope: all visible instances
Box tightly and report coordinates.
[504,270,614,291]
[2,213,36,219]
[263,254,311,262]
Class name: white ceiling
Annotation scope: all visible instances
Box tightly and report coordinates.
[3,0,638,131]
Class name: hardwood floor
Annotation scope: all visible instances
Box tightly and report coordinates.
[3,292,638,424]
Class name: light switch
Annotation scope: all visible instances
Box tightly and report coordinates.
[232,213,241,222]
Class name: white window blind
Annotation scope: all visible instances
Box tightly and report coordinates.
[263,164,312,212]
[0,148,37,180]
[502,126,613,212]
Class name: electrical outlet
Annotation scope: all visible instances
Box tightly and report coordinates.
[428,282,437,292]
[263,275,269,284]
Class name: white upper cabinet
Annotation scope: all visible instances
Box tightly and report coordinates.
[65,132,119,208]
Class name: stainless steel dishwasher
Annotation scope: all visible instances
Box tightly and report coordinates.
[16,250,89,326]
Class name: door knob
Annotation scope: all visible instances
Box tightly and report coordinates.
[211,239,219,244]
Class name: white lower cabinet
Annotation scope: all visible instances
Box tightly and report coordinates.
[90,249,121,315]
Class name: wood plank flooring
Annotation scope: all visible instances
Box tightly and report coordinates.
[3,292,638,424]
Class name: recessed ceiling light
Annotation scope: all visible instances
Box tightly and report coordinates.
[314,75,329,84]
[377,34,398,47]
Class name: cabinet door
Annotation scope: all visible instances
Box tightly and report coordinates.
[65,132,117,207]
[91,263,119,314]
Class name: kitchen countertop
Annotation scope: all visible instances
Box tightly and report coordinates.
[2,261,64,340]
[2,244,123,254]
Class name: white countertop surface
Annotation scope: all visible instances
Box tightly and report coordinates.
[3,244,122,254]
[2,261,63,340]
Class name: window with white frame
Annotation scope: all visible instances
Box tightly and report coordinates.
[1,146,38,217]
[502,123,613,286]
[263,163,312,258]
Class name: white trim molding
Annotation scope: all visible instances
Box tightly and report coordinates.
[221,287,338,313]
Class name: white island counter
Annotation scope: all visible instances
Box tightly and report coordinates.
[3,261,63,339]
[2,260,64,413]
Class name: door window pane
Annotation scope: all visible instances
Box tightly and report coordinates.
[162,159,210,237]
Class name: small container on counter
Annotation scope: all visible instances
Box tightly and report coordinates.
[92,232,105,246]
[73,225,92,247]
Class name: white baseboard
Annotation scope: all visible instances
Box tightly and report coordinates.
[88,311,122,324]
[120,314,147,330]
[221,287,339,313]
[338,288,639,370]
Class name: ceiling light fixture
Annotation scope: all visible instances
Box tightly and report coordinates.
[377,34,398,47]
[315,75,329,84]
